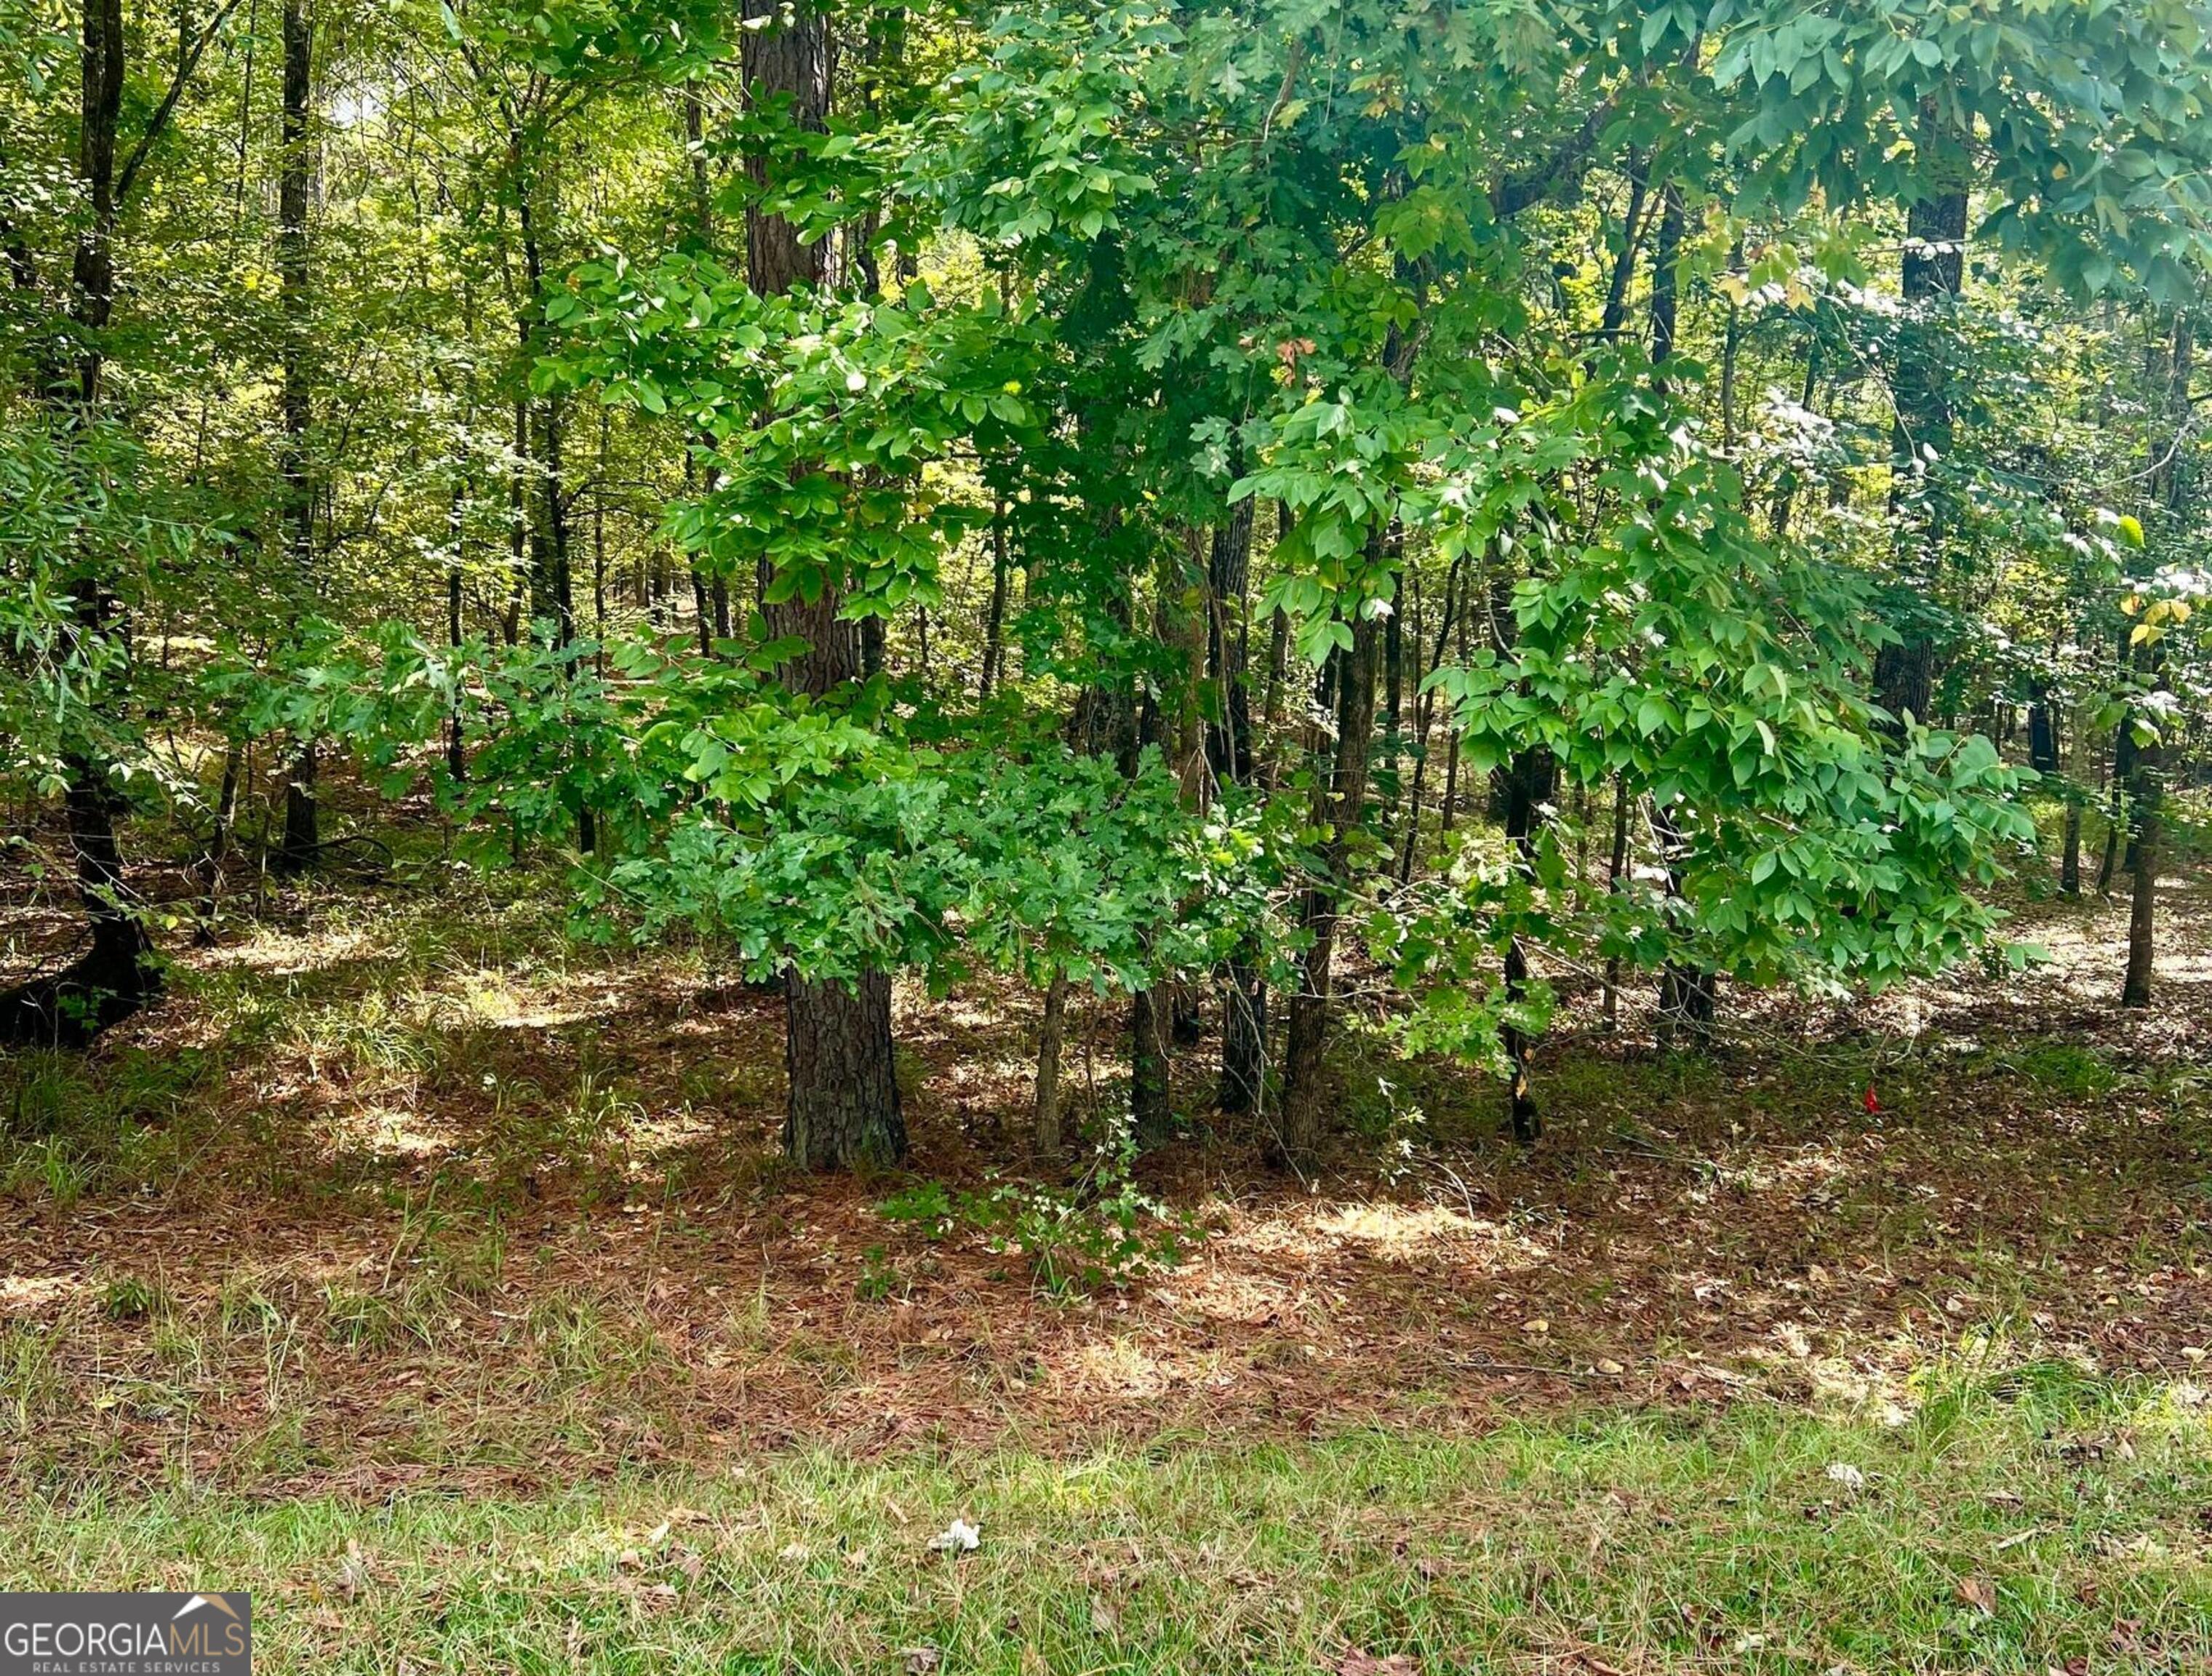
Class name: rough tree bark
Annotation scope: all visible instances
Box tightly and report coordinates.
[743,0,904,1168]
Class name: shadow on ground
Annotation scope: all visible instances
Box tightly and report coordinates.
[1,866,2208,1495]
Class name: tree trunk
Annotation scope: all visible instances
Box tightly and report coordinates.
[1876,107,1968,727]
[1599,774,1629,1027]
[0,0,168,1040]
[1597,153,1650,345]
[1,757,161,1046]
[1642,175,1717,1047]
[2123,314,2193,1005]
[2059,796,2083,898]
[2121,693,2163,1008]
[1397,553,1464,885]
[1034,968,1069,1154]
[1126,535,1205,1146]
[1279,586,1383,1162]
[2027,692,2059,774]
[514,143,596,855]
[1207,495,1267,1114]
[271,0,319,874]
[1500,746,1554,1141]
[195,743,242,942]
[744,0,903,1169]
[978,494,1010,698]
[783,967,904,1167]
[1129,983,1173,1148]
[447,474,468,781]
[1650,799,1716,1050]
[1646,181,1685,368]
[2098,633,2137,894]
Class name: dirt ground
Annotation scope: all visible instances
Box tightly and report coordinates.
[1,858,2208,1496]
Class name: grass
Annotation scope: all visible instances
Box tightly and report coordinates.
[4,1372,2210,1674]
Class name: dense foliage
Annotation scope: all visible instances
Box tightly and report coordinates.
[4,0,2209,1165]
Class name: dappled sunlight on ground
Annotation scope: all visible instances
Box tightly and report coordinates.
[1,869,2209,1495]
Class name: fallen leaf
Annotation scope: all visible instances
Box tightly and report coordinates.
[332,1540,376,1600]
[1955,1576,1997,1615]
[1336,1652,1419,1676]
[901,1648,941,1675]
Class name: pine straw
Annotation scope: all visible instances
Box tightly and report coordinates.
[1,863,2209,1499]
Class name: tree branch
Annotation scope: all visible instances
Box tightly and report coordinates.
[114,0,252,210]
[1492,98,1616,219]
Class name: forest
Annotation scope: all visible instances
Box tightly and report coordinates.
[4,0,2212,1668]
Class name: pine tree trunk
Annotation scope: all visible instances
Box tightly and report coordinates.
[783,967,904,1168]
[1129,984,1173,1148]
[743,0,903,1169]
[1501,746,1554,1141]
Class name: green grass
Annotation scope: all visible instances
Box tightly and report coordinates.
[7,1374,2211,1674]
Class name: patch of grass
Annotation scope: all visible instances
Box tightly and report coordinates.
[6,1382,2212,1673]
[98,1271,172,1322]
[0,1322,65,1440]
[1999,1041,2126,1099]
[522,1294,673,1391]
[0,1047,221,1205]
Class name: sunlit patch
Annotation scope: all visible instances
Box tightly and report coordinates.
[4,876,2211,1493]
[196,925,380,975]
[1054,1336,1174,1401]
[1226,1202,1549,1277]
[328,1103,461,1162]
[0,1274,76,1315]
[1161,1263,1301,1328]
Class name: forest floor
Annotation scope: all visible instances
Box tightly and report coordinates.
[2,834,2211,1672]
